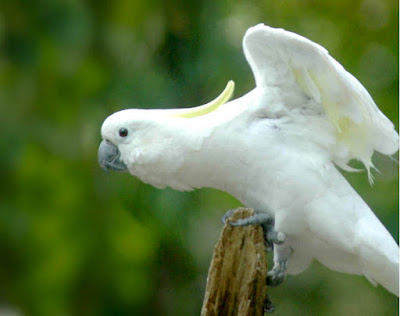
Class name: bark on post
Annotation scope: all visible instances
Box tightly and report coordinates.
[201,208,268,316]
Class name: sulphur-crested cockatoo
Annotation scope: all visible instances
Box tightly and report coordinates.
[98,24,399,296]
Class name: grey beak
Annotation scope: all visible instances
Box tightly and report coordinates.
[98,140,128,173]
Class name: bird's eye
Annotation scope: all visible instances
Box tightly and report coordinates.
[119,128,128,137]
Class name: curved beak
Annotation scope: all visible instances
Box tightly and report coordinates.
[98,140,128,173]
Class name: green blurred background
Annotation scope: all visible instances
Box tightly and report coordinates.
[1,0,398,315]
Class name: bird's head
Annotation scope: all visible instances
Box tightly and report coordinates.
[98,81,235,175]
[98,109,162,173]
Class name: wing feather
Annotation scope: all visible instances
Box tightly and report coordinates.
[243,24,398,180]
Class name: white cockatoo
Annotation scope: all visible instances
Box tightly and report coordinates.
[98,24,399,296]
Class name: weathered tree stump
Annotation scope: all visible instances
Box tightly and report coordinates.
[201,208,268,316]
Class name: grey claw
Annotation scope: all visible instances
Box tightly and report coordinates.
[228,218,249,226]
[267,262,287,287]
[263,294,275,313]
[221,209,236,224]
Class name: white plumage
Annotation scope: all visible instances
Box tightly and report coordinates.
[243,25,398,182]
[99,24,399,296]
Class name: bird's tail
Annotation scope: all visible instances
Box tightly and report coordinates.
[363,252,399,296]
[358,216,399,296]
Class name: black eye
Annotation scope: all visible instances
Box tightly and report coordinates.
[119,128,128,137]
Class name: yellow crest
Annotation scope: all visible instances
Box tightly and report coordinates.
[170,81,235,118]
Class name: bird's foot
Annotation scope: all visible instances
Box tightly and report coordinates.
[222,209,285,252]
[267,260,287,287]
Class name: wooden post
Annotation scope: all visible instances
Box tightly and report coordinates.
[201,208,269,316]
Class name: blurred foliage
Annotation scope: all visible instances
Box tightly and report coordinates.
[0,0,398,315]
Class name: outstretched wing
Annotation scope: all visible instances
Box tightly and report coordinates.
[243,24,398,180]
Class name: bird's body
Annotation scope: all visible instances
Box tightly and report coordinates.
[99,24,399,296]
